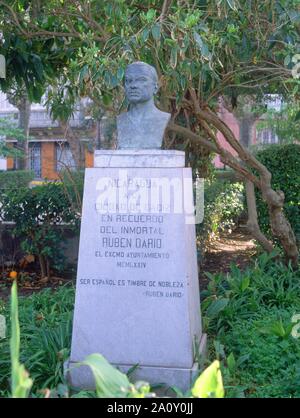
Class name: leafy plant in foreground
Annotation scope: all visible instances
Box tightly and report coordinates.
[6,283,224,398]
[10,281,32,398]
[202,252,300,398]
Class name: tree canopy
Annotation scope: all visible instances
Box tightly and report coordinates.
[0,0,299,265]
[1,1,299,109]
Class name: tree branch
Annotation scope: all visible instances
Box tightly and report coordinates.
[160,0,173,22]
[243,179,274,252]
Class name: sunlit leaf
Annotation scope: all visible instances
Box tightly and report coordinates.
[192,361,224,398]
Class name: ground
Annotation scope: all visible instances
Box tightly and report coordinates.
[0,229,256,298]
[198,229,257,291]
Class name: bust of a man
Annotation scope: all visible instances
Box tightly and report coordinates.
[117,61,171,149]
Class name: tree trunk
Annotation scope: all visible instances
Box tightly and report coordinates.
[59,120,84,170]
[7,90,31,170]
[38,254,47,278]
[46,258,50,278]
[17,95,31,170]
[261,185,299,268]
[96,118,102,149]
[167,106,299,267]
[244,180,274,253]
[239,116,256,148]
[213,171,274,253]
[194,104,299,268]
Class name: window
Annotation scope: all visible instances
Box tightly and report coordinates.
[270,131,277,144]
[56,142,76,171]
[29,142,41,178]
[262,129,269,143]
[257,128,279,145]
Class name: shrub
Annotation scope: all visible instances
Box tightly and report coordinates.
[255,144,300,245]
[0,285,75,396]
[0,182,80,277]
[0,170,34,190]
[202,252,300,397]
[58,169,84,216]
[0,118,26,159]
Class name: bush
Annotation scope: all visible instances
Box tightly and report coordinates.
[196,179,245,257]
[0,118,27,159]
[0,170,34,190]
[0,182,80,277]
[202,252,300,397]
[58,169,84,216]
[255,144,300,245]
[0,285,75,396]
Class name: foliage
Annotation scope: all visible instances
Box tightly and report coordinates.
[0,118,26,159]
[223,311,300,398]
[0,182,81,277]
[6,254,300,398]
[191,360,224,398]
[10,0,296,112]
[256,102,300,144]
[197,179,245,256]
[0,285,75,397]
[0,170,34,189]
[0,28,74,103]
[58,169,84,217]
[1,0,300,262]
[1,283,224,398]
[10,280,32,398]
[77,353,153,398]
[202,252,300,397]
[254,144,300,244]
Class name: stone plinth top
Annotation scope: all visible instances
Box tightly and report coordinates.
[94,150,185,168]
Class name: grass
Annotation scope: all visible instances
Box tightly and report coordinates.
[1,282,224,398]
[0,251,299,397]
[0,285,75,397]
[202,252,300,398]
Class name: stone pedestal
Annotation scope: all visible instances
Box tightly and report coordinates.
[68,150,206,392]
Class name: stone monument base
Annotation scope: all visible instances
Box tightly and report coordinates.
[65,334,207,394]
[68,150,206,396]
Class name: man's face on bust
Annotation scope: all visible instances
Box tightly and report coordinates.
[125,65,157,104]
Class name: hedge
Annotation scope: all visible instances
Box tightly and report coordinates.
[255,144,300,245]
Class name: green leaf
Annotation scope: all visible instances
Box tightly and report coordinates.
[193,32,210,59]
[270,321,286,337]
[192,360,224,398]
[260,319,292,339]
[102,92,113,106]
[170,46,178,69]
[227,352,236,374]
[151,23,161,41]
[146,9,156,23]
[284,55,291,67]
[294,110,300,121]
[206,298,229,318]
[10,281,33,398]
[227,0,237,10]
[116,67,125,81]
[78,353,131,398]
[141,28,150,43]
[79,65,89,83]
[213,340,226,359]
[241,276,250,292]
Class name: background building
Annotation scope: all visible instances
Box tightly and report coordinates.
[0,92,280,178]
